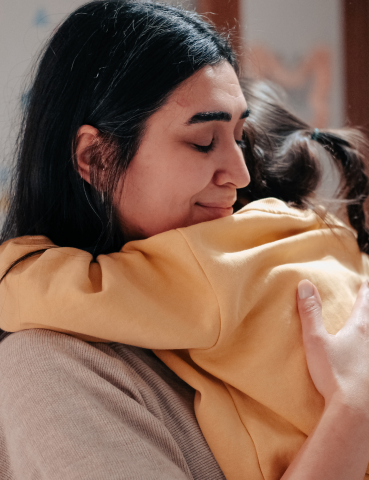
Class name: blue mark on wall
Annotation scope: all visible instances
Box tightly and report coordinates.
[21,90,30,111]
[33,7,49,27]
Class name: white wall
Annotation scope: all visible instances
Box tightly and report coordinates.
[164,0,196,8]
[241,0,344,127]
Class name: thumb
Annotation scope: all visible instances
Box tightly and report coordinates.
[297,280,327,346]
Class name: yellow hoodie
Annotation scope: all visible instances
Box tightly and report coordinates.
[0,198,368,480]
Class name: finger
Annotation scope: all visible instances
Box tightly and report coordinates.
[341,280,369,331]
[297,280,327,344]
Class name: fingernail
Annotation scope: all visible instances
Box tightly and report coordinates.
[298,280,314,299]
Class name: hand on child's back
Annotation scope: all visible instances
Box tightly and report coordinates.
[298,279,369,412]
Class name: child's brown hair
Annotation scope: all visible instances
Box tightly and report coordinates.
[237,79,369,254]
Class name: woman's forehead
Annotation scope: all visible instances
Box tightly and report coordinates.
[176,63,243,103]
[158,64,247,125]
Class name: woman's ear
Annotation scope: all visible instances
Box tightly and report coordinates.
[75,125,99,184]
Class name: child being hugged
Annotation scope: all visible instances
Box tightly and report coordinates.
[1,79,369,480]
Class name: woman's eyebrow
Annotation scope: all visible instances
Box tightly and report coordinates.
[186,108,250,125]
[186,111,232,125]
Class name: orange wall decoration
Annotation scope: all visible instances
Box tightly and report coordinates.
[243,45,332,128]
[196,1,335,129]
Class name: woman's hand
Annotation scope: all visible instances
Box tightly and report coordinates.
[297,279,369,412]
[282,280,369,480]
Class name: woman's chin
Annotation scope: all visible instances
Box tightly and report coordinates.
[194,204,234,223]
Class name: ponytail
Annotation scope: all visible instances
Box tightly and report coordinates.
[311,129,369,253]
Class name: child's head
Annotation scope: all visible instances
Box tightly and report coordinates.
[239,79,369,253]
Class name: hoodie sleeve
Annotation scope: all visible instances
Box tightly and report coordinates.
[0,231,220,350]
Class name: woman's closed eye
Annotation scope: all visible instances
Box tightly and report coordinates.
[193,138,245,154]
[193,139,215,153]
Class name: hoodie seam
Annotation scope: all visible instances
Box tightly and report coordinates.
[176,229,222,351]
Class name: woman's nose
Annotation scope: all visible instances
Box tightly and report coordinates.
[214,144,251,189]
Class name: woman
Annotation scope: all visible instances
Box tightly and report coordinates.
[0,2,369,479]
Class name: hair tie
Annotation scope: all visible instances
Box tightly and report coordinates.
[311,128,320,141]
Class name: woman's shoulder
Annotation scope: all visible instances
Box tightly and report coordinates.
[0,329,225,480]
[0,329,191,407]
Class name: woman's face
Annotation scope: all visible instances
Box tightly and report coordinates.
[117,61,250,240]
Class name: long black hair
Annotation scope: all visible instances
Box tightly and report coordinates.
[237,79,369,254]
[1,1,237,255]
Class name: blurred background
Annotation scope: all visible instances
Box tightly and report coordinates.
[0,0,368,212]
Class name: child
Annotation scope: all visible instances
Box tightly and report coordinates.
[1,80,369,480]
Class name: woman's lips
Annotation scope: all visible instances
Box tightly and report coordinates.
[196,203,234,218]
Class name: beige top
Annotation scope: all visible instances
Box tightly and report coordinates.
[0,329,226,480]
[0,198,368,479]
